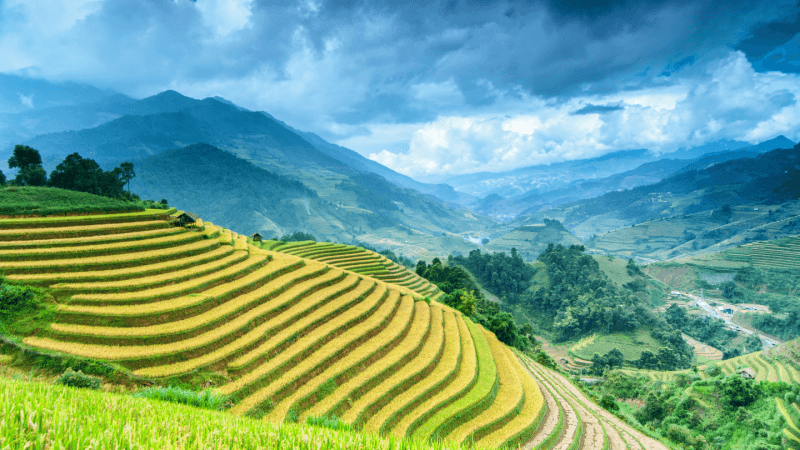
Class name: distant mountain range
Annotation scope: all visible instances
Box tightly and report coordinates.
[502,143,800,261]
[4,86,492,251]
[445,136,794,208]
[473,136,796,220]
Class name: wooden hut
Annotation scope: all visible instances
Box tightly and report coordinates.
[251,232,263,242]
[736,367,756,379]
[175,212,200,227]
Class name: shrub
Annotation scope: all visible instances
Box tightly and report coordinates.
[132,385,228,410]
[54,368,102,390]
[306,415,353,432]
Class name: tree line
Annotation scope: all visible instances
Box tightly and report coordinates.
[2,145,135,199]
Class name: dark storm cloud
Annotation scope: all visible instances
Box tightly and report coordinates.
[571,103,624,115]
[735,11,800,60]
[3,0,800,175]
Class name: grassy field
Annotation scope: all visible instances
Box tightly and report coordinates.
[0,186,161,216]
[570,329,664,362]
[0,376,469,450]
[0,208,563,448]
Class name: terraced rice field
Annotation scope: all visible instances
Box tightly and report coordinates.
[624,349,799,384]
[5,210,582,448]
[517,353,669,450]
[740,236,800,269]
[261,240,443,300]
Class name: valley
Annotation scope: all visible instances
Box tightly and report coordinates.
[1,83,799,450]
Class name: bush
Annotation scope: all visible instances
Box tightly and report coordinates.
[54,368,102,390]
[132,385,228,410]
[306,415,353,432]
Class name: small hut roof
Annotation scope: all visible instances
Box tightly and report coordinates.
[736,367,756,378]
[178,212,200,221]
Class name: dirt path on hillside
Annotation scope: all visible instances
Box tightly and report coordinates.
[520,355,669,450]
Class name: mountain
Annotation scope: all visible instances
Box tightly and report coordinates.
[477,158,690,219]
[19,91,494,255]
[443,138,790,203]
[671,135,795,175]
[658,139,750,160]
[262,113,478,207]
[444,148,657,199]
[469,136,795,221]
[506,143,800,260]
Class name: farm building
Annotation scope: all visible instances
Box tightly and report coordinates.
[174,212,199,227]
[737,367,756,379]
[251,232,263,242]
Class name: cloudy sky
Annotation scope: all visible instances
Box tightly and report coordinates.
[1,0,800,180]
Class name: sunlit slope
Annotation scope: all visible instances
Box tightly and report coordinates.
[261,240,443,300]
[6,210,558,448]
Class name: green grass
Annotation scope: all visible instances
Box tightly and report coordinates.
[412,319,498,442]
[0,377,466,450]
[570,329,662,362]
[0,186,151,217]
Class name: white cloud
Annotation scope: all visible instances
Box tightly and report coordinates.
[366,51,800,178]
[195,0,254,37]
[17,93,33,108]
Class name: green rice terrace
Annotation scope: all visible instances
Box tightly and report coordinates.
[620,338,800,384]
[668,234,800,270]
[0,205,671,449]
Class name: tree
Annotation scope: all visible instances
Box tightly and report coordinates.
[119,161,135,193]
[8,145,46,186]
[721,281,738,299]
[0,169,5,186]
[606,348,625,368]
[665,303,688,329]
[49,153,103,194]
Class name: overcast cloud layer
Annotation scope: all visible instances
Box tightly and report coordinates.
[2,0,800,179]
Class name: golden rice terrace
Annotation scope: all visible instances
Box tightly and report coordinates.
[3,209,666,449]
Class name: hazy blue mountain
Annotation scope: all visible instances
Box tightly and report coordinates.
[444,138,787,200]
[477,158,690,220]
[659,139,751,160]
[445,148,658,199]
[0,73,115,114]
[671,135,795,175]
[505,144,800,258]
[262,112,478,206]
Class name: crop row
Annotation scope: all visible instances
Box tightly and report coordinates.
[65,253,270,305]
[473,346,545,449]
[222,283,392,409]
[302,302,433,422]
[254,291,409,422]
[345,306,446,429]
[0,237,221,274]
[130,269,356,375]
[0,377,470,450]
[369,310,462,436]
[0,222,180,248]
[6,245,234,286]
[49,256,311,327]
[47,260,322,346]
[411,319,497,442]
[0,208,176,229]
[0,229,203,261]
[447,329,524,446]
[51,250,251,295]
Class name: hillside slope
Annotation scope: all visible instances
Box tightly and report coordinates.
[0,205,672,449]
[2,209,536,448]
